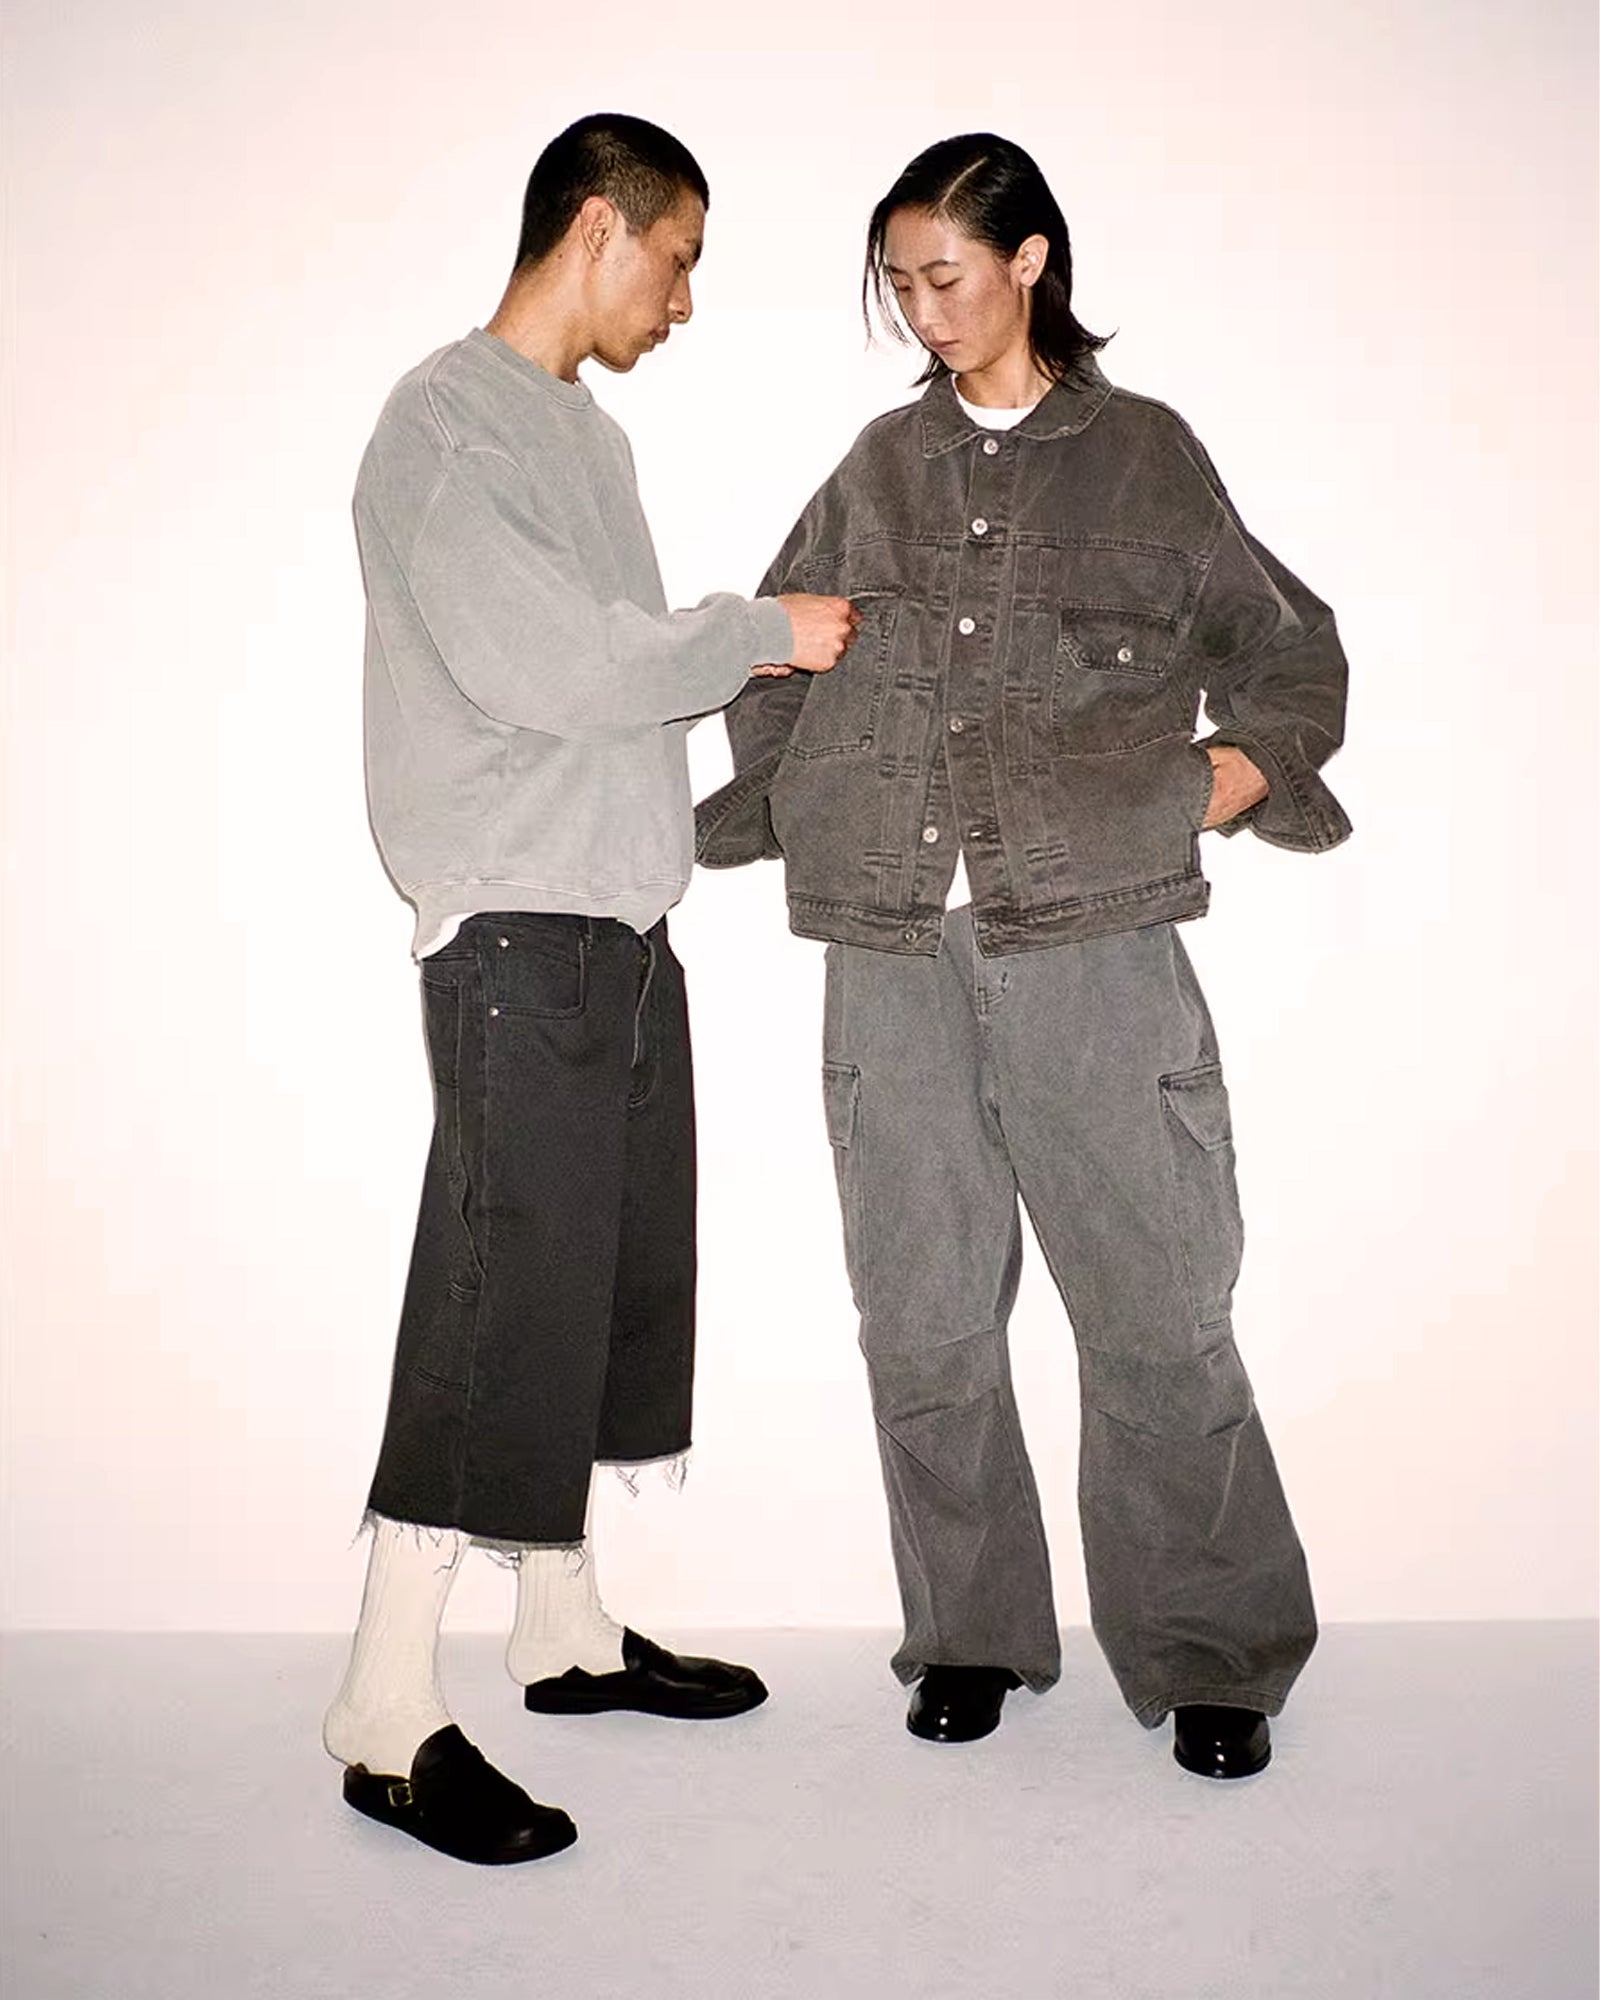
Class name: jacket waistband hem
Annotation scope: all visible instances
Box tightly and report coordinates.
[786,873,1209,956]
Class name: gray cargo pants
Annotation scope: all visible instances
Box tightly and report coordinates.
[821,910,1316,1725]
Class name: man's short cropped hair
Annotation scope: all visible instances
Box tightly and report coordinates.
[514,114,710,271]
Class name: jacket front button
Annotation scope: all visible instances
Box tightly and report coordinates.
[957,616,976,635]
[921,825,940,844]
[982,438,1000,456]
[971,517,989,536]
[948,717,965,734]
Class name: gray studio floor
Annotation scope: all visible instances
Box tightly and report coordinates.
[2,1623,1595,2000]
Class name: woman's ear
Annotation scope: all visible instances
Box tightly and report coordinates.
[1013,233,1049,290]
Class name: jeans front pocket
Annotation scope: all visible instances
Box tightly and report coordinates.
[484,915,588,1019]
[1159,1061,1244,1332]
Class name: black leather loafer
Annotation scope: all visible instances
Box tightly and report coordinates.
[1172,1704,1272,1779]
[342,1724,577,1863]
[522,1627,768,1719]
[906,1665,1022,1743]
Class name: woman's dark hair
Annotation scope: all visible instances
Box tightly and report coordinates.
[514,113,709,271]
[863,133,1106,384]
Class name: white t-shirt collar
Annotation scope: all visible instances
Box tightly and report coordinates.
[952,381,1044,430]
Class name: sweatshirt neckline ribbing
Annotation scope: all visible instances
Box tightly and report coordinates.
[465,328,595,410]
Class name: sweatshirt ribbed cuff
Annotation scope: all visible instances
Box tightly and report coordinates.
[749,595,796,670]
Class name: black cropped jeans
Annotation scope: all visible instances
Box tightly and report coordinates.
[367,912,697,1545]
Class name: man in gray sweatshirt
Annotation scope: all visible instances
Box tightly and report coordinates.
[324,114,857,1865]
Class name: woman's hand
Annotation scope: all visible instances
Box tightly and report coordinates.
[1202,745,1269,828]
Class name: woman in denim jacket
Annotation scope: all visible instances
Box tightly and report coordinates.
[697,134,1350,1778]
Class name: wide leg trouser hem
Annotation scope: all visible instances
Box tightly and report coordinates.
[1130,1680,1303,1728]
[889,1647,1062,1694]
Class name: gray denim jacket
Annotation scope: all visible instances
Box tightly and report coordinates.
[696,360,1351,956]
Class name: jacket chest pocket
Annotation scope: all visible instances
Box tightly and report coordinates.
[787,590,901,759]
[1033,545,1197,743]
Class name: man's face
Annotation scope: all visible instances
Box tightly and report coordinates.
[590,191,704,373]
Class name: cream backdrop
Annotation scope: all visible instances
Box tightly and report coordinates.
[1,0,1594,1636]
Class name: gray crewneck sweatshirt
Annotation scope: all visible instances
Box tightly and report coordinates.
[356,328,793,952]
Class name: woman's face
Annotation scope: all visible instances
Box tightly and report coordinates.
[882,207,1045,378]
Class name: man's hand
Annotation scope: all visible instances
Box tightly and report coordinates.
[1202,744,1269,829]
[756,594,861,677]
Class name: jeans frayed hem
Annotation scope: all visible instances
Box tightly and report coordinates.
[355,1509,469,1569]
[360,1507,590,1563]
[474,1536,585,1567]
[598,1448,692,1497]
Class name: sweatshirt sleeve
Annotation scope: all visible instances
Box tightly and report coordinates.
[695,502,820,866]
[404,446,795,740]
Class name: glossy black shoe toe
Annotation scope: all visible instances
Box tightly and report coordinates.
[342,1724,577,1864]
[1172,1704,1272,1779]
[522,1628,768,1720]
[906,1665,1022,1743]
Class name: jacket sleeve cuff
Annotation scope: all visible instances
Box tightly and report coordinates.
[695,754,785,867]
[1197,732,1353,852]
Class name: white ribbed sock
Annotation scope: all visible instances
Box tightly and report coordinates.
[323,1515,465,1775]
[506,1476,626,1684]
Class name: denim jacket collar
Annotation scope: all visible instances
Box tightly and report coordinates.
[918,355,1115,457]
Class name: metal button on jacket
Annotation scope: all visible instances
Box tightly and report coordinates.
[982,437,1000,456]
[921,825,940,844]
[971,517,989,536]
[958,616,976,635]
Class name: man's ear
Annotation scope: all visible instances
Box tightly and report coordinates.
[577,194,621,262]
